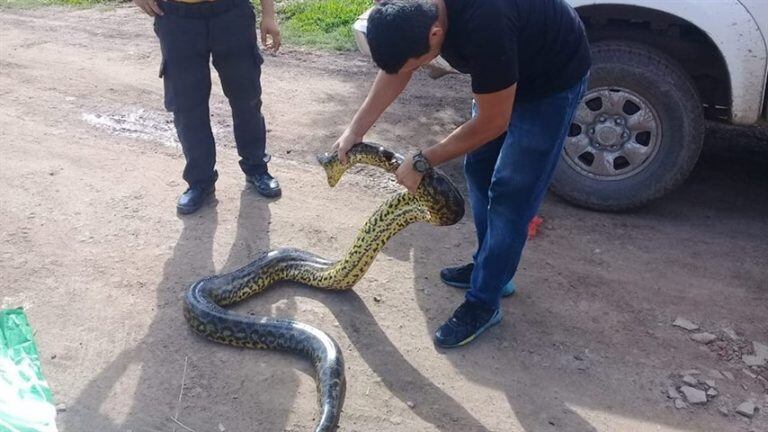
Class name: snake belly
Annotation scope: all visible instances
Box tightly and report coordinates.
[183,143,465,432]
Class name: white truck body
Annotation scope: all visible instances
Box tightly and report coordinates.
[353,1,767,210]
[568,0,767,124]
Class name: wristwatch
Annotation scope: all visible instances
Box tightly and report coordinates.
[412,151,433,174]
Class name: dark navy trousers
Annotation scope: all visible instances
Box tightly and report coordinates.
[465,75,589,310]
[155,0,269,188]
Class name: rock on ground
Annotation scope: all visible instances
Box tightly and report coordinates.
[673,318,700,331]
[708,370,725,379]
[743,341,768,367]
[736,401,756,418]
[754,341,768,359]
[691,332,718,344]
[667,386,681,399]
[743,355,766,367]
[682,375,699,386]
[680,386,707,405]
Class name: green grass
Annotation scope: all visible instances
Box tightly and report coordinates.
[0,0,369,51]
[278,0,370,51]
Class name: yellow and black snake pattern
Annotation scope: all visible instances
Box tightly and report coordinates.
[183,143,465,431]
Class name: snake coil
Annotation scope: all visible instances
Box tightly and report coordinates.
[184,143,465,431]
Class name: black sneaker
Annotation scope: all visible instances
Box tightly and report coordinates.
[440,263,516,297]
[177,184,215,215]
[246,172,281,198]
[440,263,474,289]
[434,300,502,348]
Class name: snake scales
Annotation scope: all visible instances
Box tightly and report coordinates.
[183,143,465,431]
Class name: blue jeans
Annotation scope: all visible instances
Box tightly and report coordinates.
[465,75,588,310]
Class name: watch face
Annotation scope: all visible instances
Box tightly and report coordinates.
[414,159,428,173]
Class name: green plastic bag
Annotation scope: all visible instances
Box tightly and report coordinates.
[0,308,58,432]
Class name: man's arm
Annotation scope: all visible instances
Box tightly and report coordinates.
[334,69,414,164]
[395,84,517,192]
[260,0,281,52]
[425,84,516,165]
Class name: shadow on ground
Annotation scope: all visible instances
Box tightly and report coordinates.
[60,192,300,431]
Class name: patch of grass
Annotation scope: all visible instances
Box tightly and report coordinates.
[0,0,367,51]
[278,0,370,51]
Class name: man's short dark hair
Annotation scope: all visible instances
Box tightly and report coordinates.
[366,0,439,74]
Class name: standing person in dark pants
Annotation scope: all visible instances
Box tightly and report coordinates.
[335,0,590,348]
[134,0,282,215]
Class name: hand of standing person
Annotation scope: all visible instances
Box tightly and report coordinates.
[134,0,163,17]
[260,0,281,53]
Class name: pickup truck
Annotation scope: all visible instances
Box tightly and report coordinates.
[353,1,768,210]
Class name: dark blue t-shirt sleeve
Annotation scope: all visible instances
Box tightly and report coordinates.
[467,6,518,94]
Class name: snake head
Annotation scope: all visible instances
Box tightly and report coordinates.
[377,146,404,166]
[317,143,404,188]
[317,143,465,226]
[317,151,344,187]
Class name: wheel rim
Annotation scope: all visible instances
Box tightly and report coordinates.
[564,87,662,181]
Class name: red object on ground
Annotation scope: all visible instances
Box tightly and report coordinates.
[527,215,544,239]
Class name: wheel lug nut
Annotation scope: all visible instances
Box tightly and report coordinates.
[621,132,629,139]
[615,118,624,125]
[599,115,607,122]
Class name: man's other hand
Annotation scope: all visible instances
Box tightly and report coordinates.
[260,17,281,53]
[134,0,163,17]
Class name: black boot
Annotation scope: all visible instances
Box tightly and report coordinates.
[246,172,281,198]
[177,183,215,215]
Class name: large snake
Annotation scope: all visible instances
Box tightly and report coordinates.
[183,143,465,431]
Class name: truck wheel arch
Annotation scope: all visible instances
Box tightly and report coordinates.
[571,0,767,125]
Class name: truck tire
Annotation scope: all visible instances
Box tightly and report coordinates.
[550,40,704,211]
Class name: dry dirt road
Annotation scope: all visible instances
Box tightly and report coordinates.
[1,5,767,432]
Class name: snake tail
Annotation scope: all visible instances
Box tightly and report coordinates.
[184,249,345,432]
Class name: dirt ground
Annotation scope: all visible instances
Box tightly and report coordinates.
[1,5,767,432]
